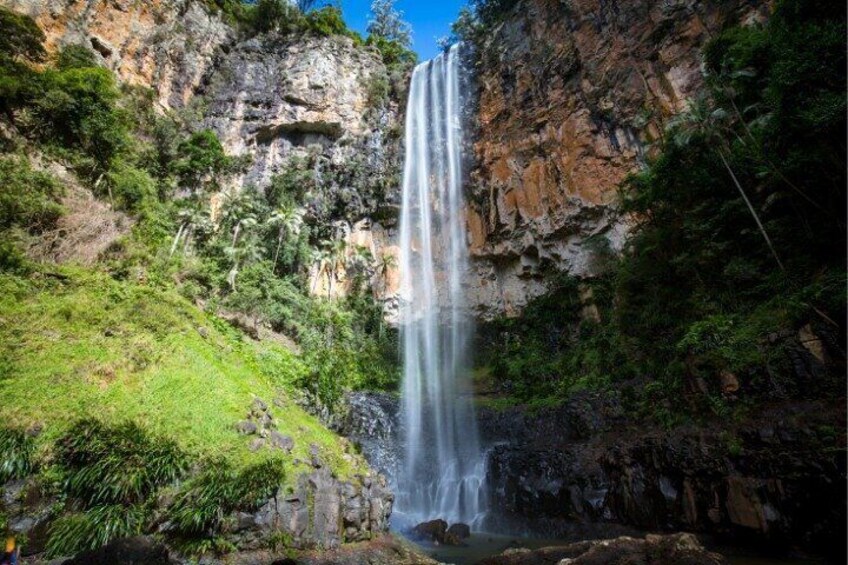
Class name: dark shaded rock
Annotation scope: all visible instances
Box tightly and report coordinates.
[412,519,448,543]
[478,533,726,565]
[447,522,471,540]
[236,420,257,435]
[63,536,173,564]
[270,431,295,453]
[411,519,465,545]
[481,397,846,559]
[252,397,269,413]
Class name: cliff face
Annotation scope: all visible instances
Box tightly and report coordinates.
[466,0,770,319]
[201,34,404,311]
[7,0,233,110]
[5,0,405,311]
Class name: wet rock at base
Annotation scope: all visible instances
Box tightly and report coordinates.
[411,519,468,546]
[477,533,726,565]
[447,522,471,540]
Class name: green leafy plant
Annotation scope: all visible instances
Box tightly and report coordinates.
[0,428,35,483]
[45,504,147,558]
[166,458,284,537]
[55,419,188,507]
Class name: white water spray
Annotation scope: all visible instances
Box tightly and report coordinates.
[396,44,487,529]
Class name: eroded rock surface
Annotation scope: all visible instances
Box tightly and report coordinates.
[7,0,233,110]
[250,466,393,549]
[466,0,771,318]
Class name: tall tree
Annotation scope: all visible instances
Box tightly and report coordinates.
[367,0,412,48]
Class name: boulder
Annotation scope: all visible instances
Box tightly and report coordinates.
[236,420,257,435]
[411,519,448,543]
[447,522,471,540]
[270,431,295,453]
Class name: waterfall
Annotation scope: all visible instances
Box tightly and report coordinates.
[396,44,487,530]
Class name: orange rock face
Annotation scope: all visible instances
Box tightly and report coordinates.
[7,0,233,110]
[466,0,769,318]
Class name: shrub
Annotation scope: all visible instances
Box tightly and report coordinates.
[0,156,64,234]
[0,7,46,63]
[34,66,127,173]
[172,130,230,195]
[166,458,284,537]
[106,160,158,213]
[56,44,98,70]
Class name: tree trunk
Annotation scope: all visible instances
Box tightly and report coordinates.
[717,150,786,272]
[273,230,284,271]
[232,222,241,248]
[227,259,240,291]
[169,223,186,258]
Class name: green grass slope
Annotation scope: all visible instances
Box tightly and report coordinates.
[0,266,365,483]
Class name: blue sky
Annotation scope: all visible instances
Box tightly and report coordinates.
[338,0,466,60]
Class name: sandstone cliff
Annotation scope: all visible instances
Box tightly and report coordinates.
[466,0,771,318]
[4,0,406,312]
[7,0,233,110]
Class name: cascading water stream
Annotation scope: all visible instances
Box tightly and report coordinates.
[396,44,487,530]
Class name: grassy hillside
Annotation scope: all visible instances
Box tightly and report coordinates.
[0,266,364,481]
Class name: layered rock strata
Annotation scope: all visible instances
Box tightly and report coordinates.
[466,0,771,318]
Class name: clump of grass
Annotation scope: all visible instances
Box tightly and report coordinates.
[45,504,147,558]
[55,419,188,507]
[0,427,36,482]
[45,419,188,558]
[166,457,284,538]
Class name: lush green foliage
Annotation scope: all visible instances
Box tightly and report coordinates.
[446,0,521,50]
[55,419,188,507]
[45,504,148,558]
[365,0,415,75]
[40,418,285,557]
[0,156,64,271]
[0,7,46,63]
[166,458,284,536]
[0,428,36,483]
[478,0,846,421]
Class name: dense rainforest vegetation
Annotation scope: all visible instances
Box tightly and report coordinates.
[0,0,413,557]
[472,0,846,425]
[0,0,844,559]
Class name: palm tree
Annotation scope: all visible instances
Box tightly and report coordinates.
[667,98,785,272]
[375,252,397,295]
[170,207,208,258]
[310,246,332,295]
[225,234,264,292]
[267,205,305,271]
[328,238,348,297]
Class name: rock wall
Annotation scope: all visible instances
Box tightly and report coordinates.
[3,0,405,314]
[466,0,771,318]
[200,32,404,314]
[478,394,846,560]
[5,0,234,110]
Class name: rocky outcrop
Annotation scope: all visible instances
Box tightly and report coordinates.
[478,532,727,565]
[5,0,233,110]
[249,465,393,550]
[62,536,174,565]
[479,396,846,560]
[466,0,771,318]
[200,33,404,313]
[203,34,396,192]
